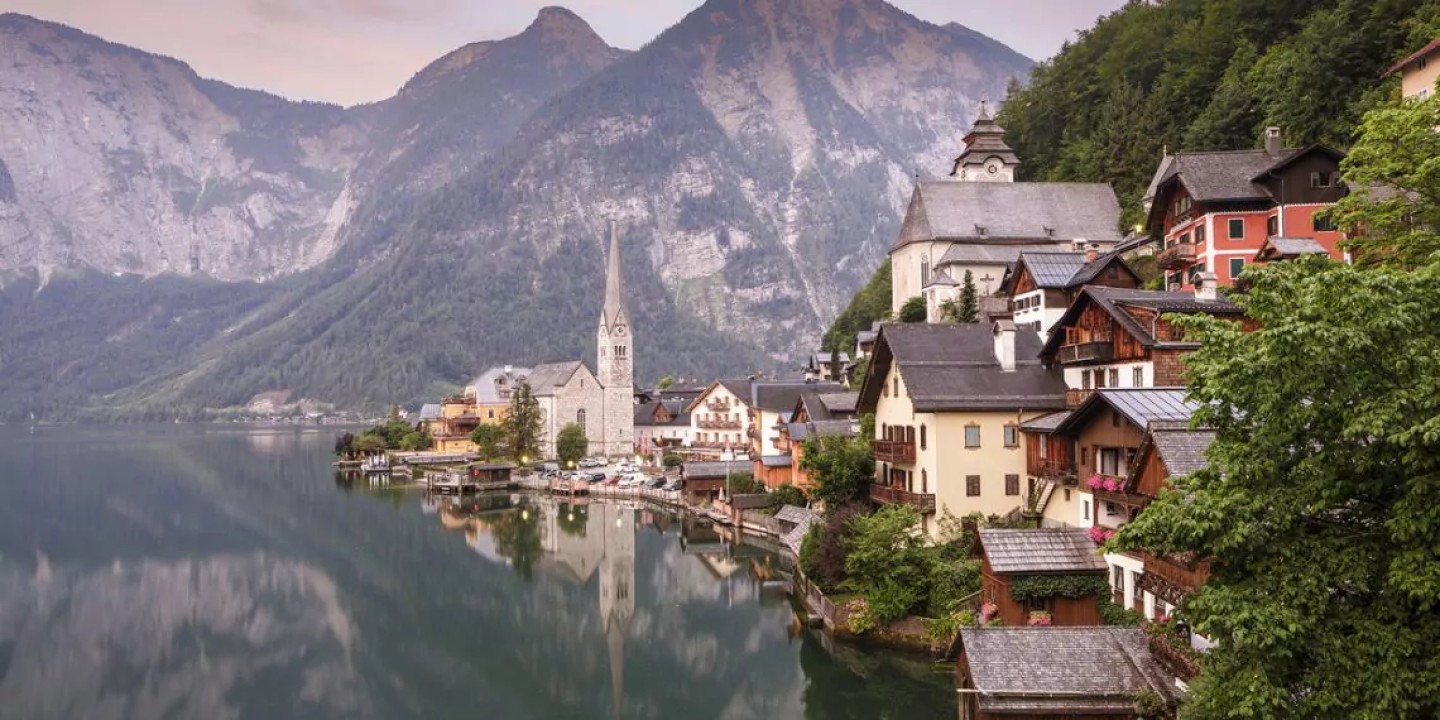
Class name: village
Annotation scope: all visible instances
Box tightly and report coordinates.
[332,41,1440,720]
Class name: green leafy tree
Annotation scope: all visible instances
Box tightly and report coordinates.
[656,375,676,390]
[661,452,684,468]
[503,382,543,463]
[470,423,505,460]
[955,270,979,323]
[333,432,355,458]
[898,295,927,323]
[353,433,386,454]
[726,472,764,495]
[556,422,589,466]
[822,259,890,353]
[768,483,808,509]
[844,505,932,622]
[801,434,874,509]
[1333,91,1440,268]
[1115,256,1440,719]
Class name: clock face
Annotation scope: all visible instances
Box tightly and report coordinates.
[986,162,999,176]
[613,326,626,337]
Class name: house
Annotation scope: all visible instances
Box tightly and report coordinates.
[428,394,483,453]
[1144,130,1349,290]
[681,460,746,503]
[890,105,1124,320]
[978,528,1107,627]
[1000,248,1141,341]
[466,365,532,425]
[749,381,843,480]
[857,322,1069,539]
[1383,37,1440,100]
[1038,285,1248,407]
[528,360,607,460]
[775,389,860,489]
[956,627,1182,720]
[633,399,691,453]
[803,352,850,382]
[685,379,753,459]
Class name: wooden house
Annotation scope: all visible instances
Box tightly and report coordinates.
[957,627,1182,720]
[1000,248,1140,342]
[978,528,1107,627]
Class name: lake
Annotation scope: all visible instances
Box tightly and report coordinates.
[0,425,955,719]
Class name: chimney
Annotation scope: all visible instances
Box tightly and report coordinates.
[1194,271,1219,302]
[1264,126,1282,157]
[1085,243,1099,264]
[993,320,1016,372]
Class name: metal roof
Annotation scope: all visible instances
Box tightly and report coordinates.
[979,528,1106,574]
[960,628,1183,713]
[1018,410,1071,432]
[1256,236,1329,261]
[937,242,1060,267]
[1101,388,1200,428]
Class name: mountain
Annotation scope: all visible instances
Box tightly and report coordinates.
[0,13,367,281]
[0,1,1033,419]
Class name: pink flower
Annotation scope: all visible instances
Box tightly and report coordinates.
[1103,477,1119,492]
[1027,611,1053,626]
[1087,475,1104,490]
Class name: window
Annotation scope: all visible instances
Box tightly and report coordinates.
[1094,370,1106,389]
[1132,367,1144,387]
[1179,231,1190,246]
[1266,215,1279,237]
[1003,425,1019,448]
[1038,435,1048,458]
[893,377,899,397]
[966,475,981,497]
[1108,369,1119,387]
[1174,195,1192,217]
[1228,218,1244,239]
[1111,409,1122,428]
[1195,225,1206,244]
[1310,171,1337,188]
[1167,271,1183,289]
[1313,212,1337,232]
[1099,447,1121,475]
[1063,489,1071,502]
[1081,447,1089,467]
[920,424,927,450]
[1005,474,1020,496]
[574,409,586,433]
[1083,500,1090,520]
[921,469,928,493]
[488,409,495,419]
[921,258,930,286]
[964,425,981,448]
[1113,565,1126,593]
[1081,370,1092,390]
[1229,257,1245,280]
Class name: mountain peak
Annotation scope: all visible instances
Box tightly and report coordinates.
[525,6,601,42]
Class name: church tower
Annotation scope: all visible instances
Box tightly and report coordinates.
[597,221,636,457]
[950,100,1020,182]
[597,504,635,720]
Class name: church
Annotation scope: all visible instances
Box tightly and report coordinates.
[523,223,637,458]
[889,102,1126,321]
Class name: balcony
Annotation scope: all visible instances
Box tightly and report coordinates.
[705,401,732,413]
[1028,457,1074,482]
[1147,628,1200,682]
[1058,339,1114,364]
[871,439,916,463]
[698,419,740,430]
[1157,242,1197,270]
[869,484,936,513]
[1137,550,1210,607]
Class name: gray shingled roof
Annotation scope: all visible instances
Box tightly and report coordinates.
[1019,410,1071,432]
[787,420,858,441]
[468,366,533,404]
[759,455,792,468]
[1040,286,1244,359]
[1151,427,1216,477]
[817,392,858,415]
[1256,236,1328,261]
[863,324,1068,413]
[1159,148,1297,202]
[937,242,1060,267]
[980,528,1106,574]
[753,381,842,413]
[776,505,822,554]
[896,181,1124,249]
[961,627,1183,713]
[684,461,748,479]
[809,352,850,368]
[525,361,584,396]
[634,399,690,427]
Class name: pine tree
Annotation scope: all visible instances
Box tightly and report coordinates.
[504,382,544,464]
[956,270,979,324]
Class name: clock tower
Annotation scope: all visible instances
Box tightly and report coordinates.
[597,221,635,457]
[950,99,1019,183]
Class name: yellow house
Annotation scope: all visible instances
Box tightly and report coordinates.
[1384,37,1440,100]
[465,365,532,426]
[856,322,1069,541]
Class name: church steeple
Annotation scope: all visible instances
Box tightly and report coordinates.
[951,97,1020,182]
[602,220,628,330]
[596,221,635,456]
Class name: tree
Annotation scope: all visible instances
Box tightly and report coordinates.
[503,382,543,463]
[333,432,355,458]
[470,424,505,460]
[955,270,979,323]
[656,375,676,390]
[662,452,683,468]
[556,423,589,466]
[769,483,808,509]
[828,348,842,382]
[1332,91,1440,268]
[898,295,927,323]
[726,472,764,495]
[1115,256,1440,719]
[822,259,891,353]
[844,505,933,622]
[801,433,874,509]
[799,502,868,592]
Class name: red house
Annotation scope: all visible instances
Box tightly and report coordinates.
[1145,128,1347,290]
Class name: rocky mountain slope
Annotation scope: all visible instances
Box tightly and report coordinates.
[0,1,1032,418]
[0,13,366,281]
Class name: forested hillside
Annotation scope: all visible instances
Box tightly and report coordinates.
[996,0,1440,226]
[821,260,891,353]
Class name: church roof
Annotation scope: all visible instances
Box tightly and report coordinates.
[953,104,1020,171]
[894,181,1124,250]
[468,365,533,404]
[601,221,628,330]
[526,361,587,396]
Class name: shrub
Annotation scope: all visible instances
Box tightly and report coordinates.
[844,505,931,622]
[769,483,807,508]
[925,557,982,617]
[661,453,683,468]
[726,472,764,495]
[804,503,866,592]
[1100,595,1143,626]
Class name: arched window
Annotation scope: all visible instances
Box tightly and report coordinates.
[921,255,930,287]
[577,409,587,433]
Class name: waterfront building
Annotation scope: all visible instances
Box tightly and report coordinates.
[772,390,859,490]
[890,104,1125,320]
[685,379,753,458]
[1383,37,1439,100]
[1144,131,1348,290]
[633,398,692,452]
[856,322,1068,540]
[956,627,1182,719]
[977,528,1107,627]
[748,380,842,486]
[466,365,531,424]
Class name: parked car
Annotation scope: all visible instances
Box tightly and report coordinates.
[647,476,666,489]
[662,479,681,492]
[604,475,621,486]
[589,473,606,483]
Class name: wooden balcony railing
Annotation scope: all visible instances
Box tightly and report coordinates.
[871,439,916,463]
[1028,457,1074,481]
[1157,242,1197,270]
[705,401,732,412]
[869,484,936,513]
[1148,630,1200,682]
[1059,340,1114,364]
[698,419,740,429]
[1137,550,1211,607]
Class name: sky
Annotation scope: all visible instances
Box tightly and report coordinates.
[2,0,1128,106]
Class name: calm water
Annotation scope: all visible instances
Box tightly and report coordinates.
[0,426,953,719]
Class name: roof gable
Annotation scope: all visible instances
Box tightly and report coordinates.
[894,181,1123,250]
[1054,388,1199,436]
[1039,286,1244,360]
[685,378,753,414]
[960,627,1182,712]
[979,528,1106,574]
[526,361,589,396]
[858,324,1068,414]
